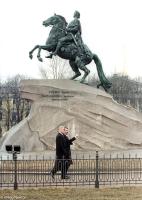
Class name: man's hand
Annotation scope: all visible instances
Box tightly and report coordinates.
[75,134,79,139]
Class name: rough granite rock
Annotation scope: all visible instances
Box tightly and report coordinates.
[0,79,142,152]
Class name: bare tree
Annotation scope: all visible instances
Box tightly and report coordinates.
[39,56,73,79]
[89,73,142,112]
[5,94,11,130]
[0,75,31,134]
[109,74,142,111]
[0,124,2,138]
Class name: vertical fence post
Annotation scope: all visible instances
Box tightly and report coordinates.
[13,152,18,190]
[95,151,99,188]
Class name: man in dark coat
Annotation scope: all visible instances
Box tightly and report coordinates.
[50,126,70,179]
[50,126,77,179]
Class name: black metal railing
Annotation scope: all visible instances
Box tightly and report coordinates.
[0,151,142,189]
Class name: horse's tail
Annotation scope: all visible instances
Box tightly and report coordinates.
[93,54,112,92]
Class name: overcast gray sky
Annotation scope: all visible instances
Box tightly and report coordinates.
[0,0,142,80]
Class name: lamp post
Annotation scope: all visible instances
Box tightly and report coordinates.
[5,145,21,190]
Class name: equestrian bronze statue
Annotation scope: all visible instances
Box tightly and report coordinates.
[29,11,112,91]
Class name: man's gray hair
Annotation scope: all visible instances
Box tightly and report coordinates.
[58,125,64,132]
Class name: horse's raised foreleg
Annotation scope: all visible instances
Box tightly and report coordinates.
[37,46,43,62]
[37,45,52,62]
[29,45,40,59]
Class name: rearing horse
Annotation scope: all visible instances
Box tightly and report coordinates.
[29,14,111,91]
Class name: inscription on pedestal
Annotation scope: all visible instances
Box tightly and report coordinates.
[46,90,75,101]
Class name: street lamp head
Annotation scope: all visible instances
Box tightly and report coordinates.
[14,145,21,153]
[5,145,12,152]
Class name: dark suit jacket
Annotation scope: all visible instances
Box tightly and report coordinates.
[56,133,76,159]
[56,133,68,159]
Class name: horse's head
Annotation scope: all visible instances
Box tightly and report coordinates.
[43,14,67,28]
